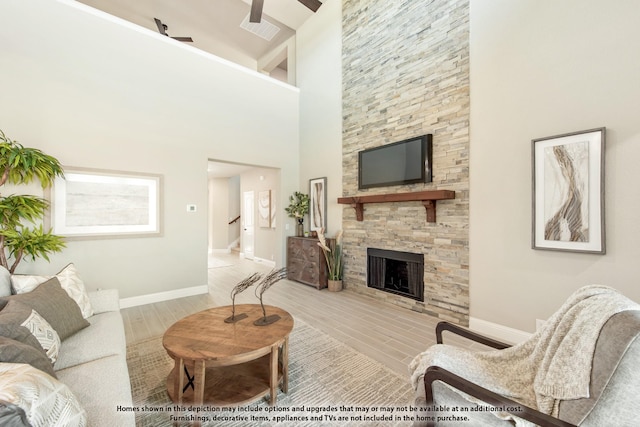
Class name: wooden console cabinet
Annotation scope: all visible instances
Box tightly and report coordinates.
[286,236,331,290]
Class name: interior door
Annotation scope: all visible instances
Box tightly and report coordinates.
[242,191,255,260]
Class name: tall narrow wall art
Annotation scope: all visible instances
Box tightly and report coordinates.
[532,128,605,253]
[258,190,271,228]
[309,177,327,233]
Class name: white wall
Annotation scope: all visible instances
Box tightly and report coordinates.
[469,0,640,332]
[0,0,299,299]
[297,0,343,236]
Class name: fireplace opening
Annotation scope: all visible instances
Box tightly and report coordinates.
[367,248,424,302]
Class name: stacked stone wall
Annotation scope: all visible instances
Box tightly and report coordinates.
[342,0,470,324]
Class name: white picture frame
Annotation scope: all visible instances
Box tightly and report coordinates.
[50,167,162,239]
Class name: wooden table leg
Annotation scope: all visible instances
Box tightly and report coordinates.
[269,344,279,405]
[193,360,206,406]
[175,358,185,404]
[192,360,206,427]
[281,337,289,393]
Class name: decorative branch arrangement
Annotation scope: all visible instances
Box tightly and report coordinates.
[224,272,263,323]
[253,267,287,326]
[317,228,343,280]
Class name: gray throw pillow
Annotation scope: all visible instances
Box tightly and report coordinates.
[0,265,11,297]
[0,321,44,352]
[0,336,56,378]
[0,300,61,365]
[0,400,30,427]
[0,277,89,340]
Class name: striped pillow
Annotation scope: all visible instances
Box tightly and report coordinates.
[0,363,86,427]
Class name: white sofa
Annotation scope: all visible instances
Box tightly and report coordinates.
[0,266,135,427]
[54,289,135,427]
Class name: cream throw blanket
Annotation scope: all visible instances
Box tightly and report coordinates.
[409,285,640,425]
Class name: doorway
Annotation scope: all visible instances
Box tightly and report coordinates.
[242,190,255,260]
[207,160,281,267]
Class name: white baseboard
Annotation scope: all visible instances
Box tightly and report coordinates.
[253,257,276,268]
[120,285,209,309]
[469,317,532,345]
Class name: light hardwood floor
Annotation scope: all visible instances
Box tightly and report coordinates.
[122,253,482,377]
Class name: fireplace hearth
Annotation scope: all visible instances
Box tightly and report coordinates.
[367,248,424,302]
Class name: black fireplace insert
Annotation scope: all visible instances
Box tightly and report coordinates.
[367,248,424,302]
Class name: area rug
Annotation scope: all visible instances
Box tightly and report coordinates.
[126,319,415,426]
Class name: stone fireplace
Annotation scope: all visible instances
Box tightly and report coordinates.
[341,0,470,325]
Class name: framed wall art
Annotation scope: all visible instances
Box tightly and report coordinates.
[309,177,327,233]
[258,190,271,228]
[49,167,162,239]
[532,127,605,253]
[270,190,277,229]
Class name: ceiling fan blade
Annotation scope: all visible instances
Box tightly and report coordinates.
[153,18,167,35]
[154,18,193,42]
[298,0,322,12]
[250,0,264,23]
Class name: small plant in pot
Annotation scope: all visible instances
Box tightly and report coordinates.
[0,130,66,273]
[285,191,309,237]
[317,228,343,292]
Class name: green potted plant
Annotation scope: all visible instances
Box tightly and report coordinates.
[285,191,309,237]
[0,130,66,273]
[317,228,343,292]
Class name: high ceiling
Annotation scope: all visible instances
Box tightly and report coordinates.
[74,0,321,179]
[77,0,319,70]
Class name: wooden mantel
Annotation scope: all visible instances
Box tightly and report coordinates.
[337,190,455,223]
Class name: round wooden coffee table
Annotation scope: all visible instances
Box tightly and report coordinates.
[163,304,294,407]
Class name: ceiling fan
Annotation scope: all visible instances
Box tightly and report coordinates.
[154,18,193,42]
[250,0,322,23]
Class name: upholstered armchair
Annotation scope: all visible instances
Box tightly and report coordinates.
[410,286,640,427]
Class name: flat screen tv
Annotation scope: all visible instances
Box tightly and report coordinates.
[358,134,432,190]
